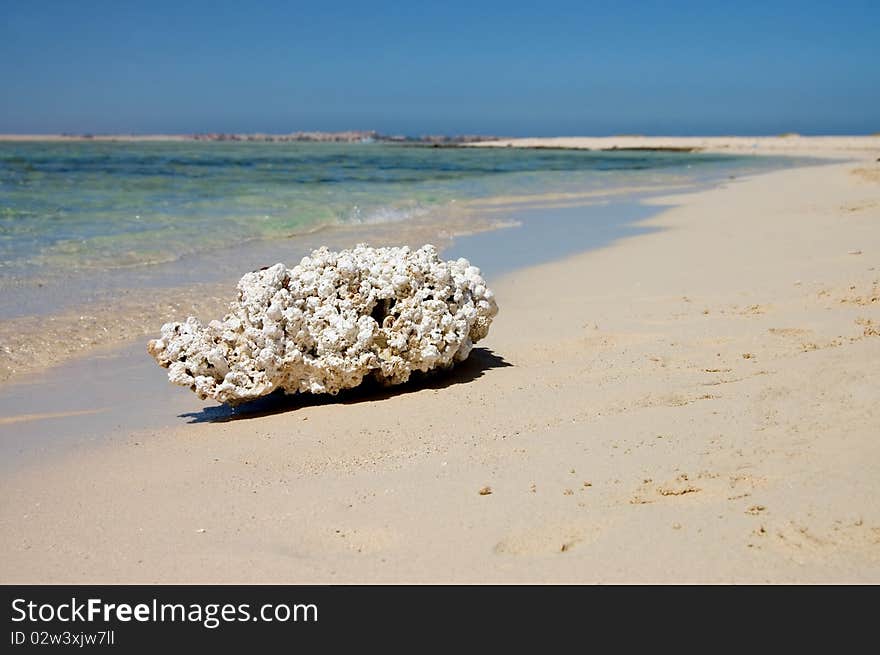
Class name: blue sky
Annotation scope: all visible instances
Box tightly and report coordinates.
[1,0,878,135]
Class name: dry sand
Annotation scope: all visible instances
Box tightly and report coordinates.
[468,134,880,159]
[1,140,879,583]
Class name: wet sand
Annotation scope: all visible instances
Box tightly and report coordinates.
[1,141,879,583]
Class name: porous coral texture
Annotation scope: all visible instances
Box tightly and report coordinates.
[147,244,498,405]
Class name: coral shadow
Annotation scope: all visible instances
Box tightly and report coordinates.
[178,347,512,424]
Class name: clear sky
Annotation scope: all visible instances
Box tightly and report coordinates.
[1,0,878,136]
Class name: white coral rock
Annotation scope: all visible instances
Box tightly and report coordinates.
[147,244,498,405]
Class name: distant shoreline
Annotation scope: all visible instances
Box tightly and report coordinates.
[0,131,498,145]
[3,133,878,157]
[465,135,880,158]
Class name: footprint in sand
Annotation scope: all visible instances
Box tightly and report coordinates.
[636,392,718,407]
[493,523,601,556]
[737,304,769,316]
[274,525,399,558]
[855,318,880,337]
[839,281,879,306]
[850,167,880,184]
[629,471,764,506]
[768,327,811,338]
[629,474,703,505]
[747,520,880,565]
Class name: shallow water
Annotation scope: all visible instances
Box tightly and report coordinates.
[0,141,808,319]
[0,142,740,272]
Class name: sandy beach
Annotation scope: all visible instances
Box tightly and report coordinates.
[468,134,880,158]
[1,138,879,583]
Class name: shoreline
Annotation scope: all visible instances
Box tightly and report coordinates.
[0,189,673,471]
[0,179,721,384]
[0,132,494,145]
[2,146,878,582]
[3,133,879,157]
[466,135,880,159]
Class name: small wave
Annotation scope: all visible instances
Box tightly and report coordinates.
[347,204,431,225]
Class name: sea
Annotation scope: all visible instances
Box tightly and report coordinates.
[0,140,809,320]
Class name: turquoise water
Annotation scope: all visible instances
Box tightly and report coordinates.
[0,141,792,279]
